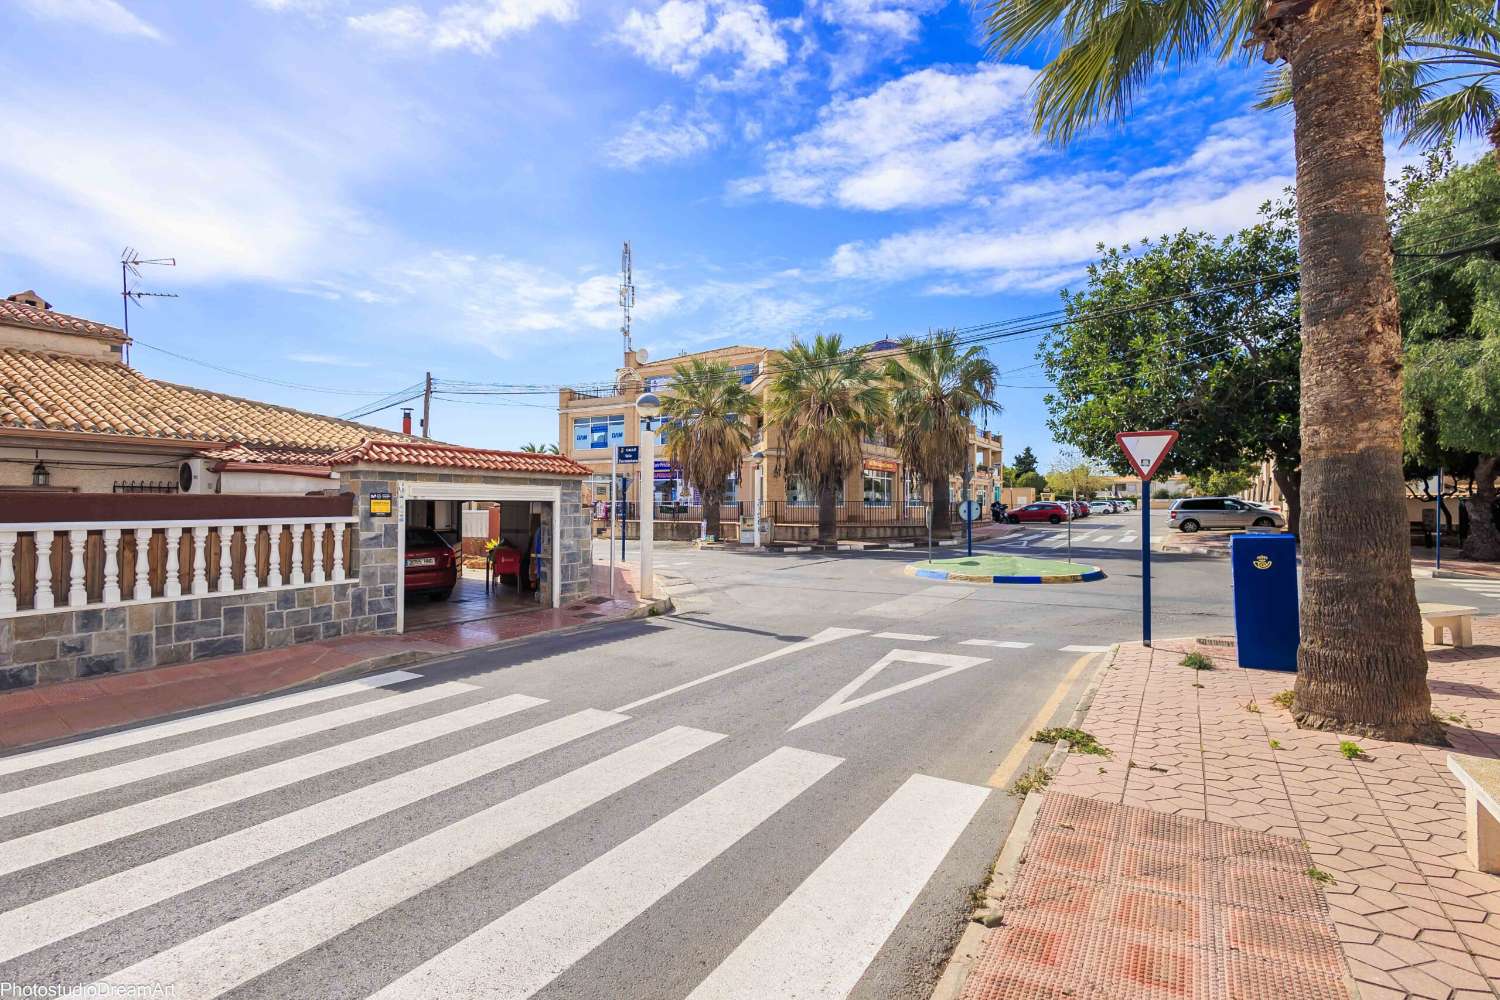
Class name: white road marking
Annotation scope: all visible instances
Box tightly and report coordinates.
[1035,535,1070,549]
[92,725,725,1000]
[1118,534,1138,544]
[789,650,990,731]
[0,680,474,820]
[1060,645,1111,653]
[613,627,866,713]
[873,633,938,642]
[370,746,841,1000]
[686,773,989,1000]
[959,640,1033,649]
[0,707,624,965]
[0,693,546,878]
[0,671,421,779]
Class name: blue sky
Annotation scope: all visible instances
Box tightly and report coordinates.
[1,0,1319,466]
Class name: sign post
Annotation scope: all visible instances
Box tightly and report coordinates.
[1116,431,1180,647]
[609,445,617,597]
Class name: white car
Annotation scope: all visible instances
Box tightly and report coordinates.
[1087,501,1115,514]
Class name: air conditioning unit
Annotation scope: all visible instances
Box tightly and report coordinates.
[177,458,220,495]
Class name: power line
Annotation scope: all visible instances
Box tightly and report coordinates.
[133,339,410,397]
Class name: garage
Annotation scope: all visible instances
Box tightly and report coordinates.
[336,440,593,636]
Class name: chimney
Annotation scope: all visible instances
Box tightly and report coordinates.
[401,408,413,435]
[6,290,52,311]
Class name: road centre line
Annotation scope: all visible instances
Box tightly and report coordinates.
[986,651,1103,789]
[873,633,937,642]
[613,627,866,713]
[959,640,1033,649]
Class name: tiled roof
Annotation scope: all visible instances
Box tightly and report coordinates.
[0,347,412,453]
[328,439,590,477]
[0,298,126,343]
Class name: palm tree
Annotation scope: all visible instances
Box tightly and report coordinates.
[765,335,886,545]
[660,359,759,540]
[884,333,999,536]
[519,443,559,454]
[983,0,1444,741]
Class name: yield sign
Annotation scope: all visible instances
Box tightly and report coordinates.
[1115,430,1179,481]
[788,650,989,731]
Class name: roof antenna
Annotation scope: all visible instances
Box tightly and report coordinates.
[120,247,178,365]
[619,241,635,366]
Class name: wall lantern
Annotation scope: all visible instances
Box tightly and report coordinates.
[31,452,49,488]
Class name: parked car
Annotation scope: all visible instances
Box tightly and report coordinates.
[1007,501,1072,525]
[1168,497,1287,533]
[404,526,459,600]
[1069,501,1089,519]
[1088,501,1115,514]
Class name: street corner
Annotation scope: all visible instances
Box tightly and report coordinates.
[904,554,1106,585]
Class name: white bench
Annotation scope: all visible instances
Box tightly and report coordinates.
[1421,603,1477,648]
[1448,754,1500,873]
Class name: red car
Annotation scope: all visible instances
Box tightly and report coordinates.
[405,526,458,600]
[1006,501,1072,525]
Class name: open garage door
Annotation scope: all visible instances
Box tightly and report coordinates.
[394,481,562,634]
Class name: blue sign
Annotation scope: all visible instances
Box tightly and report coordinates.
[616,445,639,463]
[654,460,674,482]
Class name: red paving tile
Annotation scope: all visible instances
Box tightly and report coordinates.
[961,617,1500,999]
[0,563,653,750]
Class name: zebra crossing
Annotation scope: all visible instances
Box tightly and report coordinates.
[995,527,1139,550]
[1428,576,1500,603]
[0,666,991,999]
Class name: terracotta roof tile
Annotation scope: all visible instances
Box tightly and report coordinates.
[0,299,126,342]
[328,439,590,477]
[0,347,413,455]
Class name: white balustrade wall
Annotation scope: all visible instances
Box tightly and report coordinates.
[0,517,357,617]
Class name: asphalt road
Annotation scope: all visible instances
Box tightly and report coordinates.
[0,511,1488,1000]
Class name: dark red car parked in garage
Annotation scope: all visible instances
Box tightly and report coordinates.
[1006,501,1072,525]
[405,526,458,601]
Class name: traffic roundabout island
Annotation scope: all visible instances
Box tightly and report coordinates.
[905,554,1105,585]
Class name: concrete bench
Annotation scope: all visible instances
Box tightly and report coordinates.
[1421,602,1477,647]
[1448,754,1500,873]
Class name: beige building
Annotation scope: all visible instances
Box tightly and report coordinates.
[557,341,1004,537]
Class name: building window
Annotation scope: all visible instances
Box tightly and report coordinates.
[723,472,738,503]
[788,477,843,506]
[731,363,758,384]
[573,415,625,451]
[905,472,926,506]
[863,468,893,507]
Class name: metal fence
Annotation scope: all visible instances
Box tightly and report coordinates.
[585,500,961,525]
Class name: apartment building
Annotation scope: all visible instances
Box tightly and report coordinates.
[557,342,1003,532]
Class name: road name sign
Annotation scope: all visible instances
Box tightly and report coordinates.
[616,445,639,463]
[1115,430,1179,481]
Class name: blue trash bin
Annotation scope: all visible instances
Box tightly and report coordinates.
[1230,533,1299,671]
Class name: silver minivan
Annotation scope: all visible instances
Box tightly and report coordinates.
[1169,497,1286,532]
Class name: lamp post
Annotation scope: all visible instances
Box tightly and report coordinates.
[751,450,765,548]
[636,392,661,600]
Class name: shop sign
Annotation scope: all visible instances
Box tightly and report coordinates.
[863,458,900,473]
[654,460,675,482]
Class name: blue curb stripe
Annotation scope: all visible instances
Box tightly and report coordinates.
[904,564,1105,585]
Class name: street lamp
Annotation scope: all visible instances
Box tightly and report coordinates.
[751,450,765,548]
[636,392,662,599]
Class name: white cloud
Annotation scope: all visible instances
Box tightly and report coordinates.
[733,63,1037,211]
[829,114,1296,293]
[286,352,372,367]
[348,0,577,52]
[605,103,722,169]
[810,0,946,84]
[619,0,793,88]
[16,0,162,39]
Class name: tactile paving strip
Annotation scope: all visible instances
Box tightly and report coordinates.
[960,793,1351,1000]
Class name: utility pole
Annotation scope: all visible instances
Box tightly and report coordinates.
[421,372,432,438]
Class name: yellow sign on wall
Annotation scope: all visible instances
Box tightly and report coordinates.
[369,491,393,516]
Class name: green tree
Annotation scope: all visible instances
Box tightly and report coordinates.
[1187,467,1256,498]
[661,359,760,541]
[983,0,1446,741]
[1395,153,1500,559]
[1041,214,1302,531]
[519,443,559,454]
[1015,470,1048,494]
[765,335,886,545]
[884,333,999,536]
[1047,453,1108,500]
[1012,446,1039,477]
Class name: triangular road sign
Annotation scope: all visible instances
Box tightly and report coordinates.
[1115,430,1179,481]
[788,650,989,731]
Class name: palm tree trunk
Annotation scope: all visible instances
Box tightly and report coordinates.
[817,483,837,546]
[1271,461,1302,537]
[703,487,722,543]
[1282,0,1440,742]
[930,477,952,536]
[1460,456,1500,561]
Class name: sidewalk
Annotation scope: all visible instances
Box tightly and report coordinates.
[0,562,662,752]
[954,621,1500,1000]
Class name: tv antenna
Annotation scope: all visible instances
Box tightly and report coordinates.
[619,241,636,362]
[120,247,178,364]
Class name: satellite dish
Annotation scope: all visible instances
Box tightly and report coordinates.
[636,348,648,362]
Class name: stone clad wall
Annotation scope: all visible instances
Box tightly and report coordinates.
[0,582,356,691]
